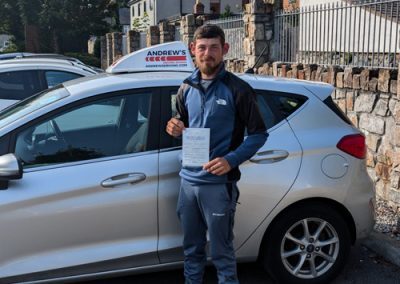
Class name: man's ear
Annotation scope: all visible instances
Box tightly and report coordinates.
[223,43,230,55]
[190,42,196,56]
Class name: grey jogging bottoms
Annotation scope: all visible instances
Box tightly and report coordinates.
[177,178,239,284]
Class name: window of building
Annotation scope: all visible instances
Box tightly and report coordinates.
[138,3,141,16]
[144,0,147,13]
[131,6,135,17]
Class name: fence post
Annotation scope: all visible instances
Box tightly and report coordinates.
[106,33,113,68]
[398,63,400,100]
[159,22,176,43]
[181,14,198,47]
[111,32,123,63]
[243,0,275,70]
[147,26,160,47]
[100,36,107,70]
[127,30,141,53]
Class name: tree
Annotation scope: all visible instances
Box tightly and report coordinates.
[0,0,113,53]
[131,12,150,32]
[221,5,233,18]
[0,0,25,50]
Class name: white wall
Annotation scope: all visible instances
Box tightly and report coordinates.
[297,2,400,53]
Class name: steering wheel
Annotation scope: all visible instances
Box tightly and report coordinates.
[49,119,69,147]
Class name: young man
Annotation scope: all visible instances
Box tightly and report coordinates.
[166,24,267,284]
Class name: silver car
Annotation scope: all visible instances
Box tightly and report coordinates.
[0,57,98,110]
[0,42,374,284]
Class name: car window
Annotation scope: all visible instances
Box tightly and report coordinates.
[0,86,69,130]
[15,91,153,168]
[0,70,41,100]
[256,90,307,129]
[44,71,83,88]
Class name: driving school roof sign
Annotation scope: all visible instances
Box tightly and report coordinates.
[107,41,195,74]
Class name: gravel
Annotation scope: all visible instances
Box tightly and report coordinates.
[374,197,400,240]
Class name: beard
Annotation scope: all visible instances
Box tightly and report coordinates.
[197,57,221,76]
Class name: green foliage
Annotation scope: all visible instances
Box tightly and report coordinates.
[131,12,150,31]
[64,52,101,67]
[0,0,25,50]
[0,0,116,53]
[0,42,18,53]
[220,5,233,18]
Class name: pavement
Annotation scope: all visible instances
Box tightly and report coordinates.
[363,230,400,268]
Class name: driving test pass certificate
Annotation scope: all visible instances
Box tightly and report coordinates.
[182,128,210,167]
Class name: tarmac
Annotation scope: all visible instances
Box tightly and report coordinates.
[363,230,400,268]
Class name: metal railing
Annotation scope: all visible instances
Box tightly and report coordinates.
[275,0,400,68]
[206,15,245,60]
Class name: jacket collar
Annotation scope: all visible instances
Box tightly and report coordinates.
[184,62,227,87]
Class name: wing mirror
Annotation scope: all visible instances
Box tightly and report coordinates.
[0,153,23,190]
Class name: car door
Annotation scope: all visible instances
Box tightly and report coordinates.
[157,88,305,263]
[234,90,305,248]
[157,86,184,263]
[0,88,161,281]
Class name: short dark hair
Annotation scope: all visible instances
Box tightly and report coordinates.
[193,24,225,45]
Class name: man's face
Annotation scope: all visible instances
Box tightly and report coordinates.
[190,37,229,77]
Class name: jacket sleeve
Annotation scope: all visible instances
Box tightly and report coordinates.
[224,82,268,168]
[175,83,189,127]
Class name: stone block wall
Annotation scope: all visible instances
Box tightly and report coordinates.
[127,30,140,53]
[242,61,400,209]
[243,0,274,69]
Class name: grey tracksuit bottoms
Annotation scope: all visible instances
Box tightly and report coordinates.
[177,178,239,284]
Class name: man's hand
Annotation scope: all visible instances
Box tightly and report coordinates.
[166,118,185,137]
[203,157,232,176]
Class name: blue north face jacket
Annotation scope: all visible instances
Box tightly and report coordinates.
[176,64,268,184]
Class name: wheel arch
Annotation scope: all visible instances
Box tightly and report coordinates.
[257,197,356,262]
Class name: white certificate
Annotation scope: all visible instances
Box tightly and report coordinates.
[182,128,210,167]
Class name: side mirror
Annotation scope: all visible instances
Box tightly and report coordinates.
[0,153,23,190]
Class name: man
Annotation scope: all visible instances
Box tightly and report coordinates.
[166,24,267,284]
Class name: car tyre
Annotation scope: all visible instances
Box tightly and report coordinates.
[262,203,351,284]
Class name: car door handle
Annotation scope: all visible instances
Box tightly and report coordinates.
[101,173,146,188]
[250,150,289,164]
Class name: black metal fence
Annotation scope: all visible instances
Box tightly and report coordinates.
[275,0,400,68]
[206,15,245,60]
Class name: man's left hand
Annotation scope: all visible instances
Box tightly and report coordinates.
[203,157,231,176]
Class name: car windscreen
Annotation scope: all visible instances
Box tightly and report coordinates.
[0,85,69,130]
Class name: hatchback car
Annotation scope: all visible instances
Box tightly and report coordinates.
[0,42,374,284]
[0,57,98,110]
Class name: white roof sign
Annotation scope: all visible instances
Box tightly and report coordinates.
[106,41,195,74]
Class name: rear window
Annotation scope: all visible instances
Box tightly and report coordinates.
[44,71,82,88]
[323,96,352,125]
[0,70,41,100]
[256,90,308,129]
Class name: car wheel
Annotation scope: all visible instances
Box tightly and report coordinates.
[262,203,351,284]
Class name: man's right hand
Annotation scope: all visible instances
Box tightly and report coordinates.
[166,118,185,137]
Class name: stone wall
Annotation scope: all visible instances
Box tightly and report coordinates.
[243,61,400,209]
[243,0,275,69]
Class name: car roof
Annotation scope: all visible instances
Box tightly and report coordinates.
[0,52,34,60]
[61,70,333,102]
[0,58,97,75]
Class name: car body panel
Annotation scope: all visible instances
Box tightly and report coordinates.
[0,64,374,283]
[0,153,159,279]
